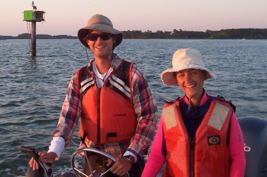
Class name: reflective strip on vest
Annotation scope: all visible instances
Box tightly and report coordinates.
[162,104,177,130]
[80,77,94,93]
[208,102,230,130]
[109,75,131,99]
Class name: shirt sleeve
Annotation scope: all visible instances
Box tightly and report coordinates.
[142,118,166,177]
[127,64,158,160]
[229,113,246,177]
[50,71,82,147]
[48,136,65,159]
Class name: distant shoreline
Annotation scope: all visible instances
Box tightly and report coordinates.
[0,34,77,40]
[1,28,267,39]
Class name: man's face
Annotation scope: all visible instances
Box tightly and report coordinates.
[86,30,115,59]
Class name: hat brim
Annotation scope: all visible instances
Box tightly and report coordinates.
[161,67,216,85]
[77,24,122,49]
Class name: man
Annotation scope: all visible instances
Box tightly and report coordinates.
[27,14,157,177]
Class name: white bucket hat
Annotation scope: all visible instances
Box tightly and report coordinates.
[161,48,216,85]
[77,14,123,48]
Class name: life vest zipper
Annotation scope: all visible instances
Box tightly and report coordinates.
[189,137,195,177]
[190,106,198,177]
[97,88,101,144]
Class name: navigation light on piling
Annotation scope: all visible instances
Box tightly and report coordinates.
[23,1,45,57]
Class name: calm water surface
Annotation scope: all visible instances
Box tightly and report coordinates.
[0,39,267,176]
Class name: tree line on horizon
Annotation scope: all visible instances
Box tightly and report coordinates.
[1,28,267,40]
[123,28,267,39]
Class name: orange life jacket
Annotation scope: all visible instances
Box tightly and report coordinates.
[78,60,137,144]
[162,99,233,177]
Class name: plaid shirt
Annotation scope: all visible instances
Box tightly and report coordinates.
[51,55,158,160]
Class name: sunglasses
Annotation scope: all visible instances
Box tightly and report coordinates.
[87,33,113,41]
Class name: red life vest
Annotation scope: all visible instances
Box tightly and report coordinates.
[162,99,233,177]
[78,60,137,144]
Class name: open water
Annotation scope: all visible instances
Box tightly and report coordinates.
[0,39,267,176]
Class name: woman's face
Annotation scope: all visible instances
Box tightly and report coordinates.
[176,69,206,102]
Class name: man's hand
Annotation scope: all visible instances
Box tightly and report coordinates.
[108,156,132,176]
[28,152,57,170]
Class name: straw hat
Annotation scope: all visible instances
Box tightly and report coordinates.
[161,48,216,85]
[77,14,123,48]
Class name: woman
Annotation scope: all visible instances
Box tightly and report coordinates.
[142,48,246,177]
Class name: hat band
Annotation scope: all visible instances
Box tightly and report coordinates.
[90,22,113,27]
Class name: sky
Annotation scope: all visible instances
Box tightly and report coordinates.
[1,0,266,36]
